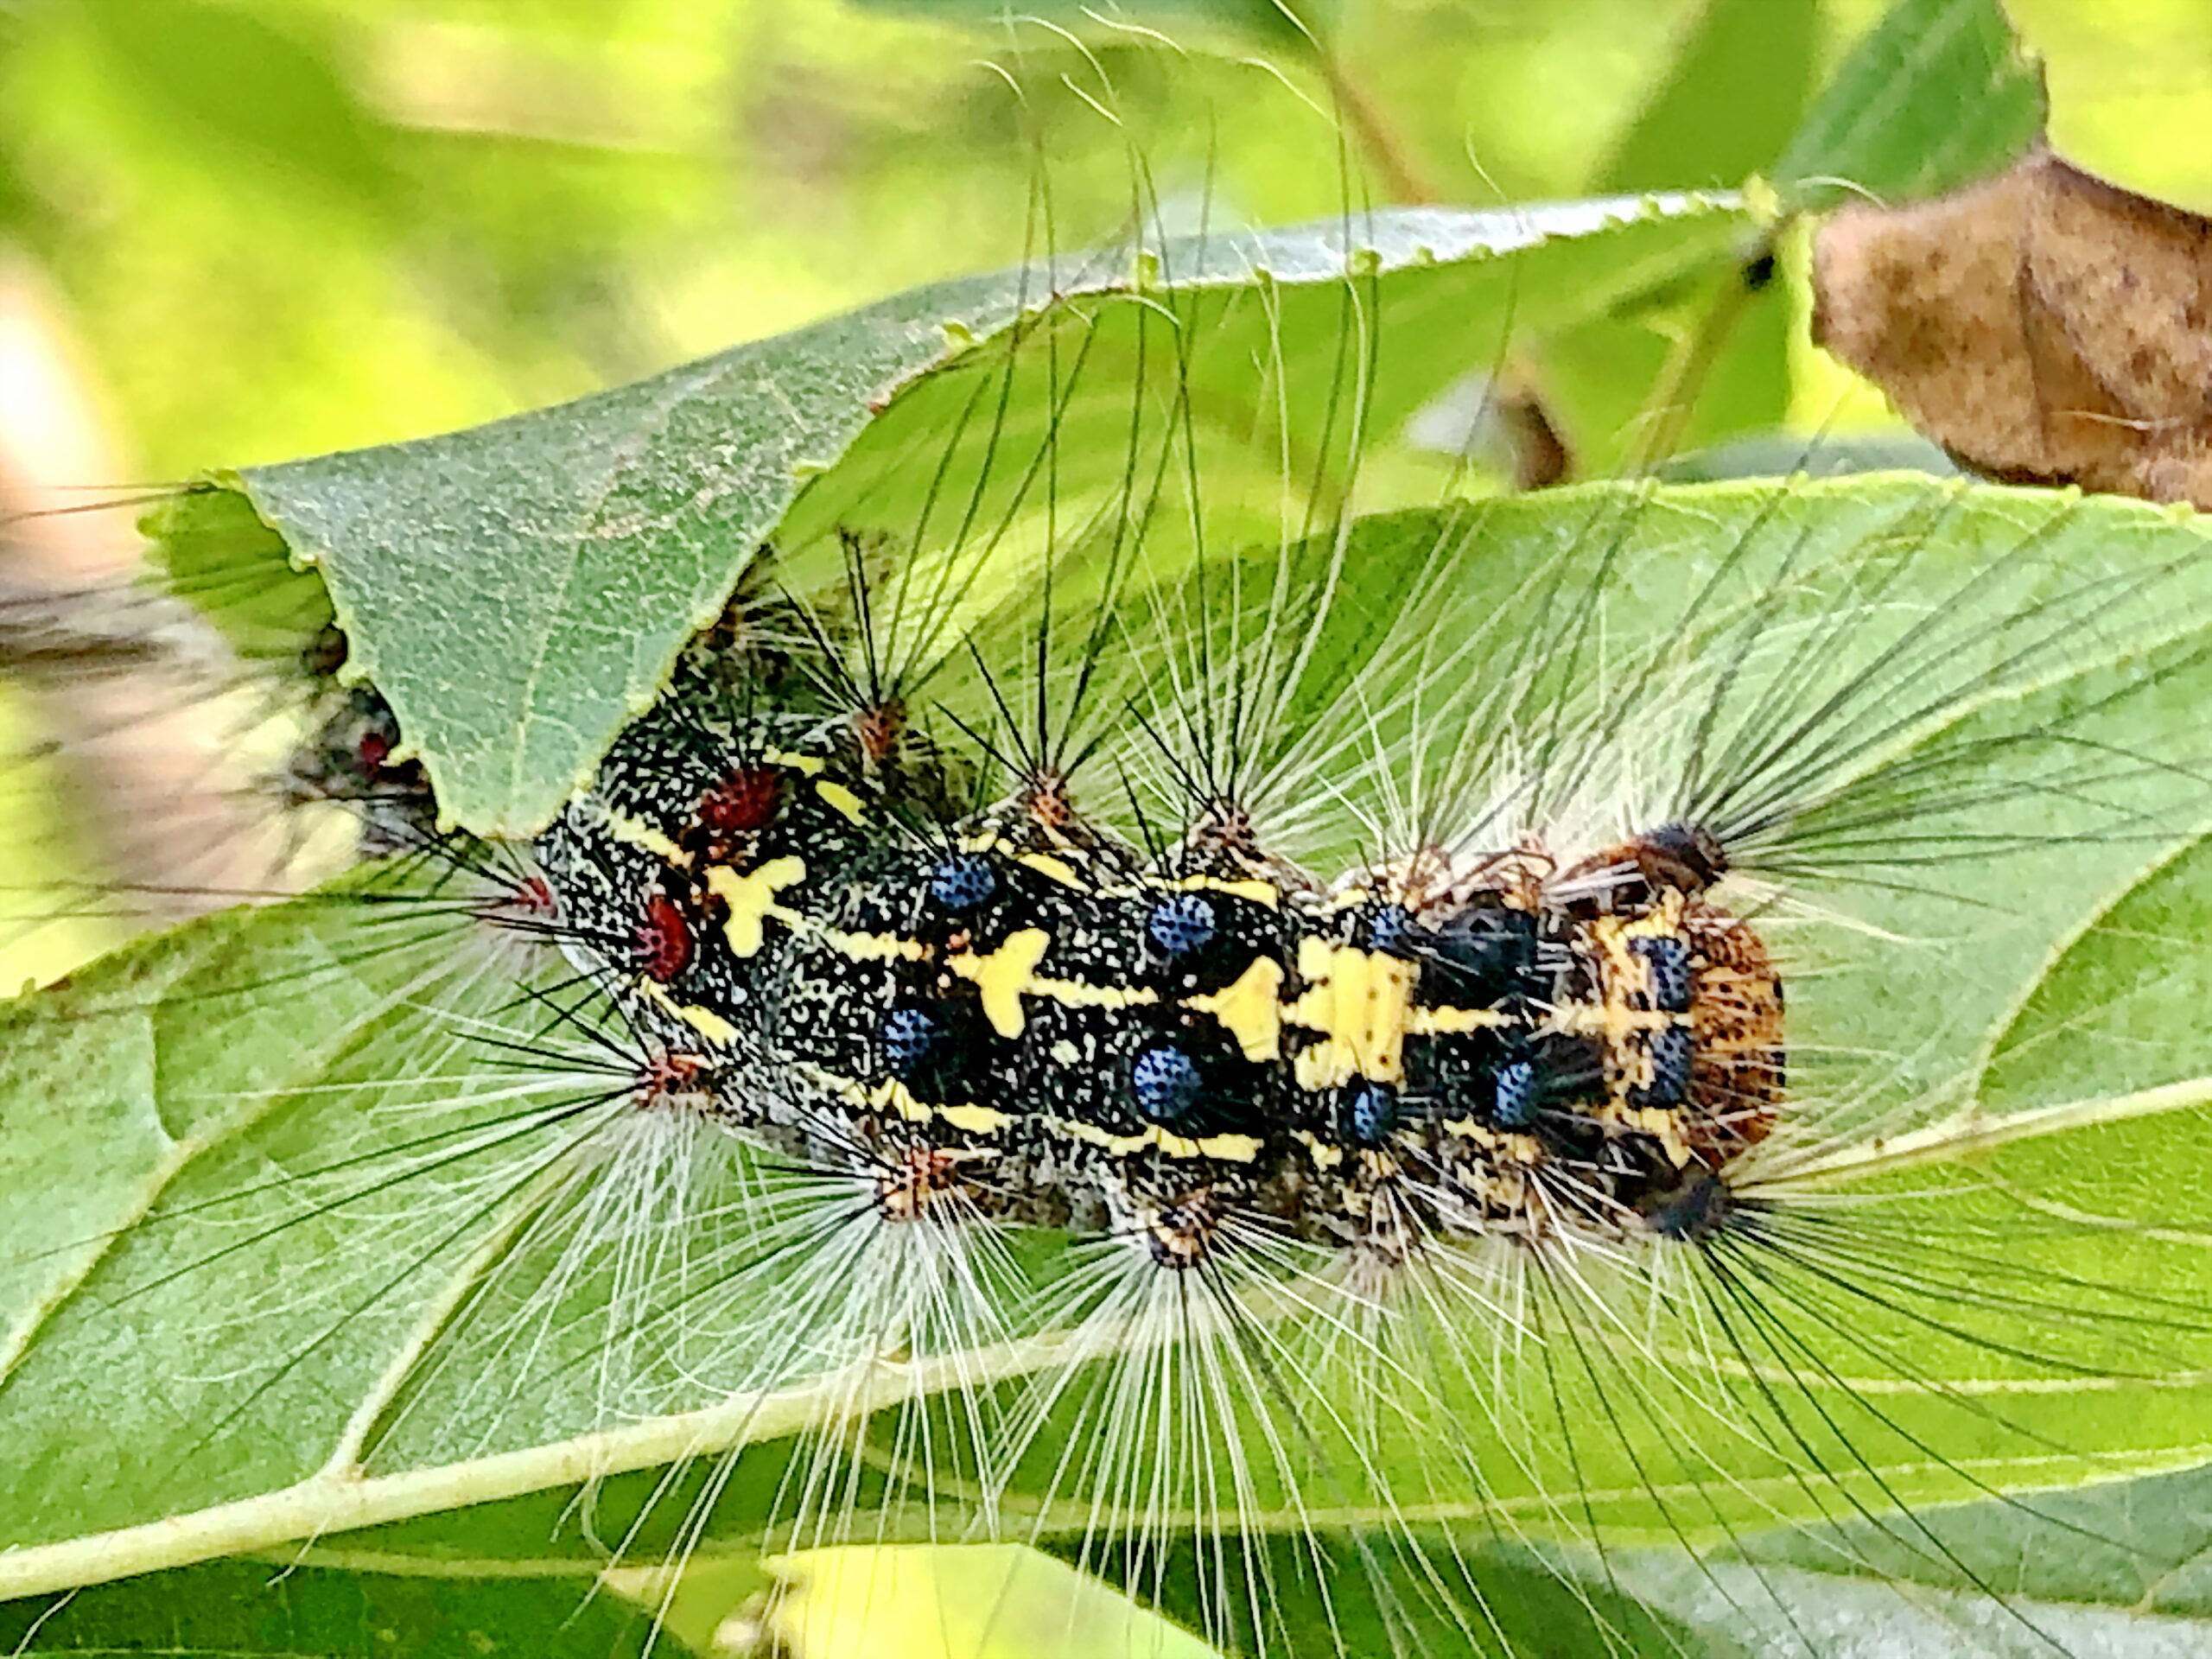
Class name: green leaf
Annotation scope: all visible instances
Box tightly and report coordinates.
[1771,0,2047,210]
[228,196,1747,836]
[1982,830,2212,1108]
[1045,1532,1720,1659]
[1610,1485,2212,1656]
[1719,1457,2212,1617]
[0,1555,664,1658]
[1656,429,1957,481]
[143,482,334,666]
[1522,260,1791,477]
[12,480,2212,1622]
[1539,0,2042,476]
[1,3,2196,1649]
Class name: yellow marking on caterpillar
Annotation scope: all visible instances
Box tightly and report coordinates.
[704,855,808,957]
[1577,899,1699,1114]
[1031,977,1158,1013]
[1091,872,1284,907]
[636,979,739,1046]
[1293,1128,1344,1169]
[948,929,1054,1037]
[1182,1131,1265,1161]
[813,1070,1012,1134]
[1051,1118,1265,1162]
[1018,853,1086,890]
[1075,871,1282,911]
[763,747,825,775]
[957,833,1086,884]
[1586,893,1688,1003]
[948,928,1159,1036]
[1599,1103,1694,1165]
[1551,892,1690,1053]
[817,930,931,963]
[1544,1001,1687,1045]
[1442,1119,1544,1162]
[941,1103,1014,1135]
[1408,1005,1514,1036]
[1166,874,1281,907]
[1185,956,1285,1061]
[604,810,685,865]
[815,780,865,823]
[868,1077,936,1123]
[1286,938,1415,1090]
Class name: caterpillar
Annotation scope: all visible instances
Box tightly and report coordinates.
[10,10,2212,1659]
[542,593,1783,1255]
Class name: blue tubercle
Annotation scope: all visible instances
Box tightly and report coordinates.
[1494,1060,1538,1128]
[1147,893,1218,957]
[1369,904,1415,956]
[929,854,997,911]
[1346,1081,1400,1145]
[882,1007,939,1077]
[1646,1026,1694,1108]
[1132,1045,1205,1122]
[1633,936,1694,1013]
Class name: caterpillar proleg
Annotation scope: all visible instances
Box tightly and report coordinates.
[9,7,2212,1657]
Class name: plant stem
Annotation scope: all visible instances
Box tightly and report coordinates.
[1316,49,1438,205]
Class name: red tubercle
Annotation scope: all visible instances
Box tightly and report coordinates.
[636,891,694,982]
[638,1047,709,1109]
[854,701,907,766]
[697,767,783,834]
[1022,770,1079,831]
[475,872,559,931]
[356,730,392,775]
[503,874,558,917]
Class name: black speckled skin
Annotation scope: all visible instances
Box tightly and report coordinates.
[532,689,1784,1262]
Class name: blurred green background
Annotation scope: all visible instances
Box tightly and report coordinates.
[1,0,2208,496]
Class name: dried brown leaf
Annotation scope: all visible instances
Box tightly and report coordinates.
[1815,149,2212,507]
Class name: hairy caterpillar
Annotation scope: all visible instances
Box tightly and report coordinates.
[9,16,2212,1659]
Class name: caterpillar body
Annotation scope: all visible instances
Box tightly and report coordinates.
[540,655,1784,1268]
